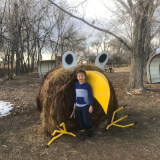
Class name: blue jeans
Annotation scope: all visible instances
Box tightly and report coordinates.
[76,105,92,130]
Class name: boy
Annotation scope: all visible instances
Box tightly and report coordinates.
[73,69,94,140]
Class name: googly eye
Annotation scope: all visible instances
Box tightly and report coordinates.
[95,52,109,70]
[62,51,77,69]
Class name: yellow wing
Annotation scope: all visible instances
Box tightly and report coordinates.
[86,71,110,114]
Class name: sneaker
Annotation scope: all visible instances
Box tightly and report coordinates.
[86,128,95,138]
[79,129,86,141]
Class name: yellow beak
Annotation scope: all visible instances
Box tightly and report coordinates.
[86,71,110,114]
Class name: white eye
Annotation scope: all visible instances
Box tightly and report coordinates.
[62,51,77,69]
[95,52,109,70]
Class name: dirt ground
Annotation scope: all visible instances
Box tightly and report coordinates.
[0,69,160,160]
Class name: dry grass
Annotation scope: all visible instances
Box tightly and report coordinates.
[114,66,130,72]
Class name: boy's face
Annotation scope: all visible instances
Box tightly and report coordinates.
[77,73,86,84]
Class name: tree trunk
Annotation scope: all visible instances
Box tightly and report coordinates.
[31,55,35,72]
[128,0,153,91]
[7,54,10,78]
[16,51,21,75]
[143,1,154,75]
[143,31,151,75]
[27,34,30,72]
[37,38,42,65]
[129,50,144,89]
[19,28,24,73]
[31,49,36,72]
[11,50,14,74]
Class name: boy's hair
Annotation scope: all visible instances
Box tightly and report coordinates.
[76,69,86,77]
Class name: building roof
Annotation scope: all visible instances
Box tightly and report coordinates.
[40,60,56,63]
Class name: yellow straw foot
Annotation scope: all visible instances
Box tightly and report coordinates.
[106,105,134,130]
[47,122,76,148]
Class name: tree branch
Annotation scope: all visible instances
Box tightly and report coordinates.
[74,0,88,8]
[151,25,160,39]
[48,0,131,51]
[117,0,131,15]
[127,0,133,9]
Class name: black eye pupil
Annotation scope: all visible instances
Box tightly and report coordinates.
[99,54,107,63]
[66,54,73,64]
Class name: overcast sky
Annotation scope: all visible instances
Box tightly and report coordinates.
[65,1,117,39]
[43,0,117,59]
[64,0,124,38]
[66,0,114,18]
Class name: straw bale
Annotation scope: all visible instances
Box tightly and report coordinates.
[36,64,118,134]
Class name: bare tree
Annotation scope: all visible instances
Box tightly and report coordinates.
[91,33,110,55]
[0,0,7,49]
[48,0,160,91]
[91,39,101,55]
[0,0,88,77]
[0,0,55,75]
[48,5,87,66]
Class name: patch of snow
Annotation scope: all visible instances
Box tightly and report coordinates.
[0,101,13,118]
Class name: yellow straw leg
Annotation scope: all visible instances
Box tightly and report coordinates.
[106,124,112,130]
[112,115,128,124]
[47,131,76,147]
[56,130,69,135]
[106,115,128,130]
[111,107,124,123]
[51,130,62,136]
[106,105,134,130]
[47,133,63,147]
[111,112,115,123]
[57,123,66,132]
[107,122,134,130]
[47,123,77,148]
[59,128,64,131]
[57,130,76,137]
[65,132,76,137]
[113,123,134,128]
[61,123,67,131]
[51,130,57,137]
[113,107,124,114]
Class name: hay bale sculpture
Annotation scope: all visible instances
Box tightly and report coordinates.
[37,51,134,146]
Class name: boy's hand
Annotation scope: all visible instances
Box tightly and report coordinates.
[70,104,76,119]
[73,104,76,111]
[89,106,93,113]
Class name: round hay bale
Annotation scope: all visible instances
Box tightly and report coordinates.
[37,64,118,134]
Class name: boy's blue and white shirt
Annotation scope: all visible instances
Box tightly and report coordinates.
[74,82,93,107]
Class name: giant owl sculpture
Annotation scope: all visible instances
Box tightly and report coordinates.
[37,52,118,134]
